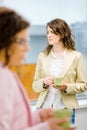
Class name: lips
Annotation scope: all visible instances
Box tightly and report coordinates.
[48,39,53,42]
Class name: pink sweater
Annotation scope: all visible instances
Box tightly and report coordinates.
[0,62,51,130]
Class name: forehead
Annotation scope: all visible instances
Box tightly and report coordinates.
[15,28,29,38]
[47,26,52,31]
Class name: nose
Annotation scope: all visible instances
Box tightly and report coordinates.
[24,37,31,52]
[24,42,31,52]
[47,32,52,38]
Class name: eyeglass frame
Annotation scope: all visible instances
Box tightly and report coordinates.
[12,37,30,46]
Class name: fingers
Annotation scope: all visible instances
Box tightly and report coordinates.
[40,108,54,121]
[66,128,75,130]
[55,118,69,124]
[53,84,67,91]
[45,108,53,116]
[43,76,54,85]
[54,118,75,130]
[48,117,71,130]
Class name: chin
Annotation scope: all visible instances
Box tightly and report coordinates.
[49,42,54,45]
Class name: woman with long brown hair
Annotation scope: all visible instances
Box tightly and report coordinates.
[33,18,87,109]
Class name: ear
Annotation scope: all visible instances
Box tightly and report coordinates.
[7,44,15,56]
[8,48,13,56]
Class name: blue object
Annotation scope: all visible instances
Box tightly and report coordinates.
[70,109,75,127]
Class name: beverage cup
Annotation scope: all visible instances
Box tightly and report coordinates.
[54,109,72,128]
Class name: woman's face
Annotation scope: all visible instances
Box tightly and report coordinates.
[8,28,30,66]
[47,26,61,45]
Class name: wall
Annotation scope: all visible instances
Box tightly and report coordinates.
[10,64,39,100]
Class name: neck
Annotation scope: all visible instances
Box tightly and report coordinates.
[52,43,65,58]
[53,43,65,53]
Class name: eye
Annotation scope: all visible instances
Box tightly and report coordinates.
[47,30,54,35]
[14,37,30,45]
[50,30,54,34]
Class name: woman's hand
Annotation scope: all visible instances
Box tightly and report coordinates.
[39,108,53,121]
[43,76,54,86]
[39,108,75,130]
[53,84,67,91]
[47,117,75,130]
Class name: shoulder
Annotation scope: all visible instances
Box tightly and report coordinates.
[73,50,82,56]
[0,67,15,86]
[0,67,11,79]
[67,49,82,58]
[38,51,48,59]
[0,67,19,99]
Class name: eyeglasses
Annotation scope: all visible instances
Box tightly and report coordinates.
[13,37,30,46]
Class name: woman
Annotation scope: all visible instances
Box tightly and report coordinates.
[0,7,74,130]
[32,18,87,109]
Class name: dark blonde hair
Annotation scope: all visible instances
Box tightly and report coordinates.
[44,18,75,54]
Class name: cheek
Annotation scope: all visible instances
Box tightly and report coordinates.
[12,46,23,55]
[9,52,24,65]
[11,51,19,58]
[9,44,19,55]
[10,48,22,59]
[55,36,60,41]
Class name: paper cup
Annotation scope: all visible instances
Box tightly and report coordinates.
[54,77,62,86]
[54,109,72,128]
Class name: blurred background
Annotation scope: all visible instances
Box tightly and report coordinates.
[0,0,87,101]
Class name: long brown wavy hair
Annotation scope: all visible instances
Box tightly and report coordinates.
[44,18,75,54]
